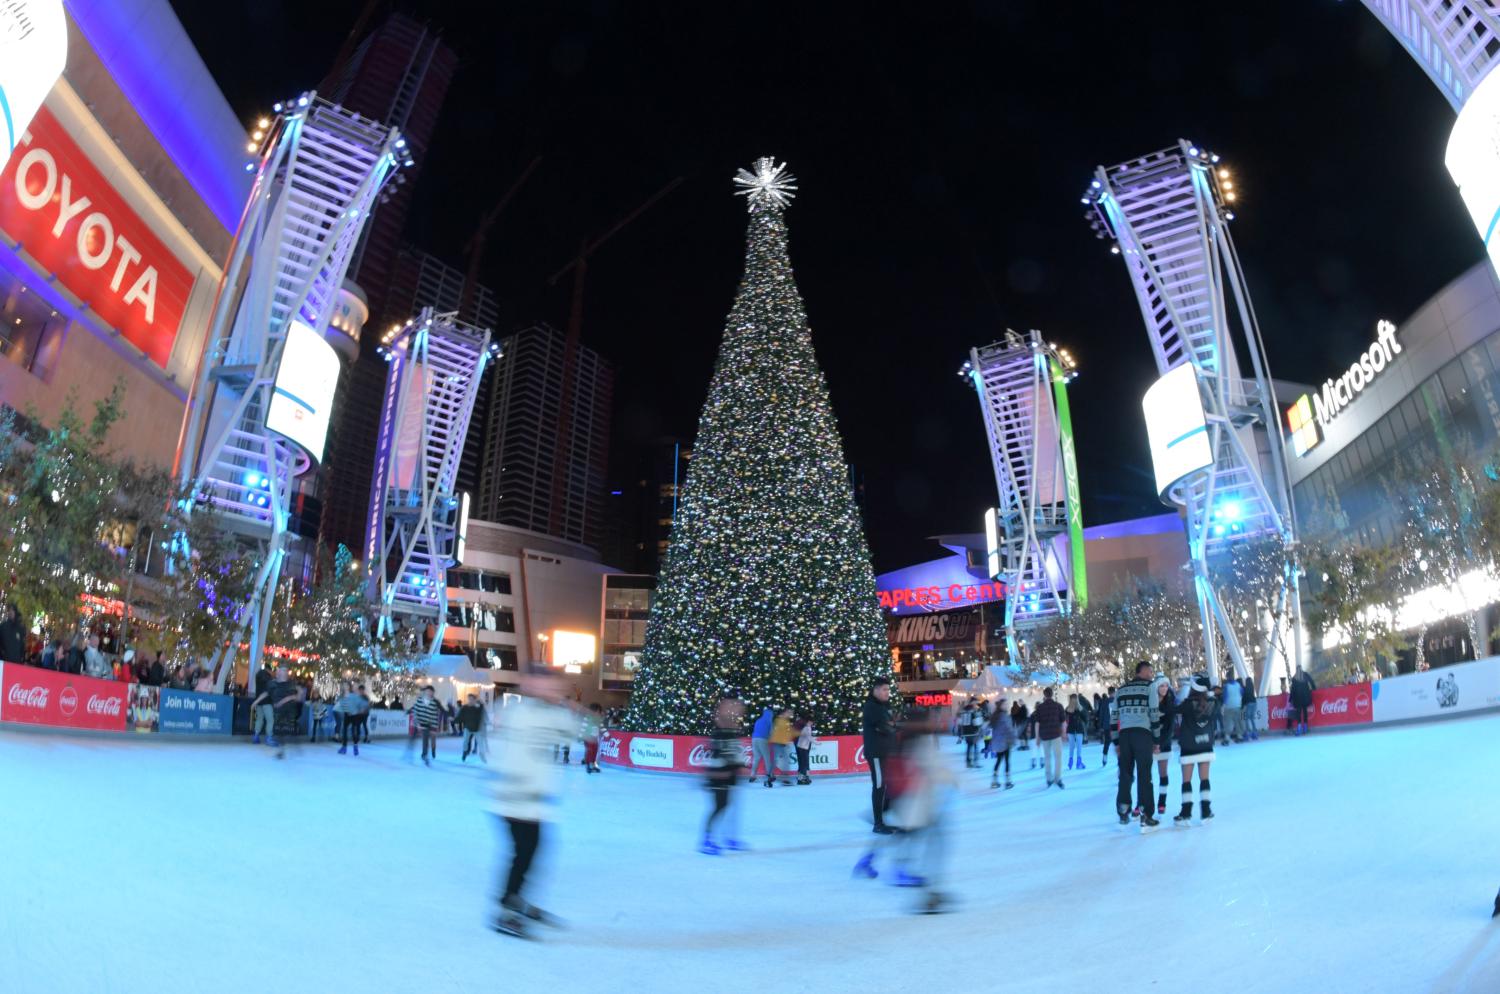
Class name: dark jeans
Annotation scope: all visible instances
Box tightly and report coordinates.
[796,746,810,776]
[420,728,437,759]
[341,714,365,747]
[992,747,1010,776]
[1116,728,1155,816]
[705,784,733,836]
[868,756,887,828]
[964,736,979,766]
[500,816,541,903]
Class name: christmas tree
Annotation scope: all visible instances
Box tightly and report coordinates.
[624,158,891,735]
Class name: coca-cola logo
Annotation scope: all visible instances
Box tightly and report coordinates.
[1355,693,1370,715]
[688,744,713,767]
[597,732,621,760]
[6,684,49,710]
[855,744,867,767]
[1270,704,1290,720]
[86,694,122,716]
[59,685,78,716]
[1320,697,1349,715]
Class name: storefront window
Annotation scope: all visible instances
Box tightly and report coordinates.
[0,274,66,381]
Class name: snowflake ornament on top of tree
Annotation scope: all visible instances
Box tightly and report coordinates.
[733,157,798,208]
[624,156,890,736]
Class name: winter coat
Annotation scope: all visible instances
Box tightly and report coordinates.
[0,617,25,664]
[490,697,580,821]
[1113,678,1159,733]
[410,696,442,729]
[1154,688,1177,750]
[1177,691,1216,758]
[1241,678,1257,705]
[1290,673,1316,707]
[751,708,774,740]
[1222,680,1243,709]
[703,726,744,787]
[1066,708,1086,735]
[1032,699,1067,740]
[83,647,111,680]
[989,708,1017,752]
[796,722,815,749]
[457,703,485,732]
[771,716,795,745]
[861,696,895,759]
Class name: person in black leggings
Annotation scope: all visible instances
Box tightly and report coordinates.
[989,695,1016,788]
[1100,688,1115,765]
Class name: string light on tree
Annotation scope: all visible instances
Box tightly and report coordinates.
[624,157,890,735]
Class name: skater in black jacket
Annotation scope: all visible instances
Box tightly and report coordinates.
[862,677,897,834]
[1174,677,1216,824]
[700,696,747,855]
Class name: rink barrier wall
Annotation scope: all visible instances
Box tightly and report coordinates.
[0,663,420,739]
[597,729,870,776]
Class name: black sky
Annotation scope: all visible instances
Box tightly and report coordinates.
[172,0,1479,572]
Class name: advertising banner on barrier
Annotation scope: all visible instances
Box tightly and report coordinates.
[1372,657,1500,723]
[599,730,869,775]
[1266,683,1373,729]
[365,709,411,738]
[128,684,159,732]
[0,663,127,731]
[159,689,234,735]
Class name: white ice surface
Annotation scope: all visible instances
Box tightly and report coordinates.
[3,714,1499,994]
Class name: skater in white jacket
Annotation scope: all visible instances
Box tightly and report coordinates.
[490,665,580,937]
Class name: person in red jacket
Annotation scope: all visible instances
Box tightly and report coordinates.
[1032,688,1069,788]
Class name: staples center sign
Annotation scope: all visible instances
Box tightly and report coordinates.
[0,107,193,368]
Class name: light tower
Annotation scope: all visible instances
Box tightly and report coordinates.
[364,308,497,652]
[962,330,1086,664]
[1358,3,1500,274]
[1082,142,1301,690]
[175,93,406,682]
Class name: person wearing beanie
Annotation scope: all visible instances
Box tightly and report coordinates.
[1152,677,1178,817]
[1174,675,1216,825]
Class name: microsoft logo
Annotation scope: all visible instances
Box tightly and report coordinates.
[1285,395,1322,457]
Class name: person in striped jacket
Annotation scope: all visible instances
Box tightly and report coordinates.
[410,686,443,766]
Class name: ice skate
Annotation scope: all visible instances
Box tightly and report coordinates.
[251,734,260,745]
[723,838,749,852]
[352,744,358,756]
[893,869,926,888]
[796,776,811,785]
[1200,801,1214,823]
[990,776,1000,788]
[1140,813,1161,834]
[1005,780,1014,789]
[699,838,722,856]
[492,912,530,939]
[852,853,878,879]
[337,746,346,755]
[1056,780,1065,789]
[1174,804,1193,826]
[917,891,950,915]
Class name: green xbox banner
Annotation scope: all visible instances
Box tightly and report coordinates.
[1050,357,1087,610]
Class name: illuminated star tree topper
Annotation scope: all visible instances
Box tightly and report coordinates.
[733,156,798,208]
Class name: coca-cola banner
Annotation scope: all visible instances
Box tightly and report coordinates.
[0,662,128,732]
[598,729,869,776]
[1371,657,1500,723]
[1266,683,1373,730]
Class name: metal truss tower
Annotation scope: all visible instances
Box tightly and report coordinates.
[364,309,498,652]
[1082,141,1301,691]
[176,93,406,681]
[1358,1,1500,111]
[963,330,1086,664]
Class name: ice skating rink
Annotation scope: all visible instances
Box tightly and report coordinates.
[3,714,1498,994]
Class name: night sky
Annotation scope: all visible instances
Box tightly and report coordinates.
[173,0,1479,572]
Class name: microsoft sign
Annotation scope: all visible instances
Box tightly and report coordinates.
[1285,320,1402,457]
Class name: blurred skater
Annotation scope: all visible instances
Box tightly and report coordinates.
[699,695,748,855]
[1065,694,1086,772]
[410,686,442,766]
[852,710,955,914]
[989,695,1016,789]
[336,681,369,756]
[491,665,580,938]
